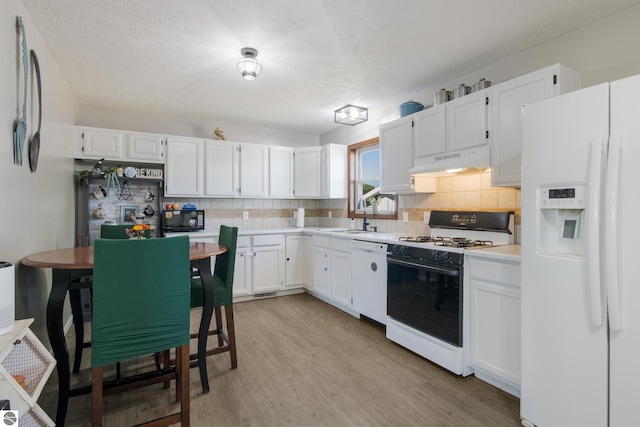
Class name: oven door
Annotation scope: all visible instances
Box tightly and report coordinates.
[387,256,462,347]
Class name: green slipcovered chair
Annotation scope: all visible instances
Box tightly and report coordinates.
[91,236,190,427]
[70,223,152,373]
[190,224,238,392]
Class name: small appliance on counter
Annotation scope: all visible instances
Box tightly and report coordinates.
[161,209,205,233]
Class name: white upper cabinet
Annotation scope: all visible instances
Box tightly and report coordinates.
[269,146,294,198]
[75,126,165,164]
[294,147,323,197]
[76,127,124,160]
[204,139,239,197]
[446,90,489,152]
[380,115,414,194]
[293,145,346,199]
[321,144,347,199]
[491,64,581,187]
[127,131,165,163]
[239,143,269,197]
[414,105,446,162]
[380,115,436,194]
[165,136,204,196]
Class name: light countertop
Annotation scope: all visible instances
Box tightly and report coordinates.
[465,244,521,262]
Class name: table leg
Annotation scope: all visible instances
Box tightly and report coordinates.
[47,269,72,427]
[68,287,84,373]
[47,268,91,427]
[194,258,214,394]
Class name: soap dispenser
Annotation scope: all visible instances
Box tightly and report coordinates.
[349,218,356,230]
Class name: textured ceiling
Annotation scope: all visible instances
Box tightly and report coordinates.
[21,0,640,135]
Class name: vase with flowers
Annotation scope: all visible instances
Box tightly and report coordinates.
[126,223,151,239]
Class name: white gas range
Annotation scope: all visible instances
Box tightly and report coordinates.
[386,211,515,375]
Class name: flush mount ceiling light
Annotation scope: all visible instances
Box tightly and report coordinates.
[237,47,262,80]
[335,104,368,126]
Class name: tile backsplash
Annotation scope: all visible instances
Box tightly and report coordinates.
[165,171,521,241]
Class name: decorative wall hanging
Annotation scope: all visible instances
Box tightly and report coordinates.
[13,17,28,165]
[29,49,42,172]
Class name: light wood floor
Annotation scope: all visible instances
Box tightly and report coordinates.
[39,293,521,426]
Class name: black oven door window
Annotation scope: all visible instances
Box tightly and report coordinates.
[387,258,462,347]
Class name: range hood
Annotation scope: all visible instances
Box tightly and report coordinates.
[408,145,491,175]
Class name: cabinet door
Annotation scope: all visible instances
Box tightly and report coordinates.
[165,136,204,196]
[294,147,322,197]
[205,140,239,196]
[127,132,165,163]
[330,250,351,308]
[233,236,251,297]
[269,146,294,198]
[285,235,304,288]
[80,127,124,160]
[303,235,314,289]
[491,69,555,187]
[321,144,347,198]
[446,91,488,151]
[252,245,283,293]
[312,246,330,296]
[467,257,521,391]
[414,106,446,163]
[469,280,521,387]
[380,115,414,193]
[240,143,268,197]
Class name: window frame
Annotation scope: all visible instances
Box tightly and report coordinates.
[347,137,397,220]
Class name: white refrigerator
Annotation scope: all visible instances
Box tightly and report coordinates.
[520,74,640,427]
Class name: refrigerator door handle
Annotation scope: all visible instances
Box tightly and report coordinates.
[587,137,606,327]
[606,134,622,331]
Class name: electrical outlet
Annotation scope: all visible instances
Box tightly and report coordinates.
[403,212,409,223]
[242,211,249,220]
[424,212,429,224]
[328,211,332,218]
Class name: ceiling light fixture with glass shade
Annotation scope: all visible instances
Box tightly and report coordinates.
[334,104,368,125]
[237,47,262,80]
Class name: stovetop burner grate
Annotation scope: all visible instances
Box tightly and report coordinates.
[398,235,494,248]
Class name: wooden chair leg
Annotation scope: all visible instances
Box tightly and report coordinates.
[214,305,224,346]
[92,366,103,427]
[225,305,238,369]
[163,349,171,389]
[179,344,190,425]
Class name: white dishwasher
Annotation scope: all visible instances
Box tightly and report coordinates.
[350,240,388,325]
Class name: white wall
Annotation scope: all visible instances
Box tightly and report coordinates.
[1,2,78,340]
[321,3,640,145]
[79,104,320,147]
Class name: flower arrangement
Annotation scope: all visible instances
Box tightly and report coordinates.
[126,223,151,239]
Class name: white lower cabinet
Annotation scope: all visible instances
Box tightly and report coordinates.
[310,236,353,312]
[466,252,521,397]
[234,234,285,297]
[330,238,352,309]
[312,236,331,297]
[284,235,304,289]
[303,235,314,289]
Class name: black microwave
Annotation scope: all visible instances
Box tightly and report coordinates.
[161,210,205,232]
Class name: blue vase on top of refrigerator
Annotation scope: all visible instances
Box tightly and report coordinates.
[520,74,640,426]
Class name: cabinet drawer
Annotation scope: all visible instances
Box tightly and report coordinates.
[236,236,251,248]
[313,235,331,248]
[331,237,351,252]
[467,258,520,287]
[252,234,283,247]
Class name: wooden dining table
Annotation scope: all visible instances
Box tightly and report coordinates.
[22,241,226,427]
